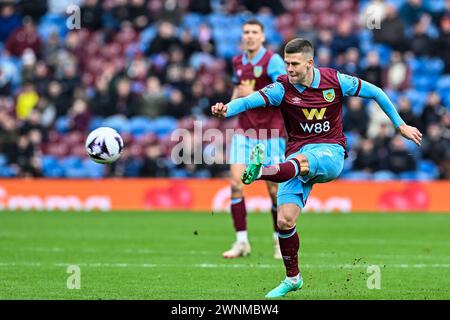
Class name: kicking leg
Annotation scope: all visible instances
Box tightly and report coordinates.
[242,144,310,184]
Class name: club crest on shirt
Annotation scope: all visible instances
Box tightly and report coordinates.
[323,89,335,102]
[253,66,263,78]
[237,69,242,77]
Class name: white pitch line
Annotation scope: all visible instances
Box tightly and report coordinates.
[0,262,449,269]
[8,247,450,261]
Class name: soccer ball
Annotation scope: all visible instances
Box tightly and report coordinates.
[85,127,124,164]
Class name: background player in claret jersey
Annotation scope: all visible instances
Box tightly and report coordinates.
[212,38,422,298]
[223,19,287,259]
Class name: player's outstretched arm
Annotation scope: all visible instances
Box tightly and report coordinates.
[358,80,423,146]
[211,91,265,118]
[211,81,285,118]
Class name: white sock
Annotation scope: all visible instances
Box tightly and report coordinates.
[256,166,263,179]
[236,230,248,243]
[286,274,300,284]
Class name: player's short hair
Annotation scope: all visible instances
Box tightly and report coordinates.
[284,38,314,56]
[243,19,264,32]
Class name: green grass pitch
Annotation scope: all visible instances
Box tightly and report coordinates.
[0,211,449,299]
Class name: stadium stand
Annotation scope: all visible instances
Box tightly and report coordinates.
[0,0,448,179]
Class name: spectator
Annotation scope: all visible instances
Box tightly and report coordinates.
[179,29,202,60]
[68,99,91,133]
[373,5,407,52]
[7,133,40,177]
[420,92,447,130]
[112,0,131,24]
[331,20,359,56]
[187,80,209,116]
[166,88,189,119]
[59,63,81,100]
[344,97,369,136]
[197,23,216,55]
[361,50,383,87]
[21,48,37,82]
[35,96,56,129]
[164,46,187,87]
[386,134,416,174]
[344,47,362,76]
[430,0,450,26]
[140,76,167,118]
[110,77,141,117]
[81,0,103,31]
[353,138,379,173]
[399,0,427,27]
[90,75,114,117]
[20,109,45,136]
[127,53,150,93]
[0,3,22,43]
[0,110,19,158]
[367,100,395,139]
[316,47,332,68]
[385,51,409,90]
[146,21,182,56]
[150,0,183,25]
[5,16,41,57]
[129,0,151,31]
[372,123,393,171]
[296,15,317,47]
[47,80,72,117]
[16,0,47,22]
[16,82,39,120]
[421,123,448,165]
[140,143,169,177]
[210,79,230,106]
[398,96,419,129]
[436,14,450,74]
[0,64,14,96]
[315,29,334,52]
[31,61,52,96]
[409,14,434,57]
[241,0,285,15]
[109,145,143,177]
[188,0,212,15]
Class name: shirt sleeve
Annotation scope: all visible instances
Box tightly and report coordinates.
[225,91,266,117]
[357,80,405,128]
[337,72,362,97]
[267,54,287,82]
[225,82,285,117]
[338,72,404,128]
[258,82,285,106]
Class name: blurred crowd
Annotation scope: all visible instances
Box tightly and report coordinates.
[0,0,448,179]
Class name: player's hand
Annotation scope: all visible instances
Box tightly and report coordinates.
[236,84,254,97]
[211,102,228,118]
[398,124,423,146]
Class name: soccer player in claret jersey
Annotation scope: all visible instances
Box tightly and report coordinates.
[223,19,287,259]
[212,38,422,298]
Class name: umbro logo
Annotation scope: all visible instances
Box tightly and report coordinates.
[292,97,302,104]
